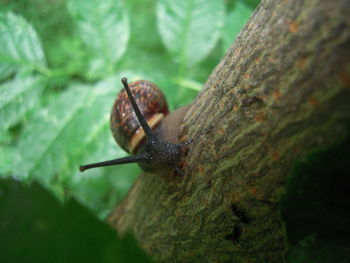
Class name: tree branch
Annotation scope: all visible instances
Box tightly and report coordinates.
[108,0,350,261]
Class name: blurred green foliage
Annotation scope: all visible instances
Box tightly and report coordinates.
[0,0,257,218]
[281,135,350,262]
[0,178,153,263]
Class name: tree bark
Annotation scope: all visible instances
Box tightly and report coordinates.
[108,0,350,262]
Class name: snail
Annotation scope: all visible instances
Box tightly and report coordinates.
[79,77,192,173]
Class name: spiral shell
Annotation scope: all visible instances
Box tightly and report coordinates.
[110,80,169,154]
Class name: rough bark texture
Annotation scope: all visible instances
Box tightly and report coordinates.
[108,0,350,262]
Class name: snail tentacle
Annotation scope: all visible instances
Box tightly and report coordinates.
[121,77,158,142]
[79,154,149,172]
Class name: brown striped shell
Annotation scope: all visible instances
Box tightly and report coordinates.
[110,80,169,154]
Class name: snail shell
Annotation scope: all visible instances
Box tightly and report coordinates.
[110,80,169,154]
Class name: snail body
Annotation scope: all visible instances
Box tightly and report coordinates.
[79,78,192,173]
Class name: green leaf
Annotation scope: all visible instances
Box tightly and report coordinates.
[0,12,46,80]
[0,75,44,130]
[125,0,163,51]
[14,85,90,181]
[157,0,225,67]
[222,1,253,52]
[67,0,130,75]
[0,146,16,175]
[12,76,141,211]
[14,79,117,180]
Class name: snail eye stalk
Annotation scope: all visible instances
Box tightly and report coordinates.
[121,77,158,142]
[79,154,148,172]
